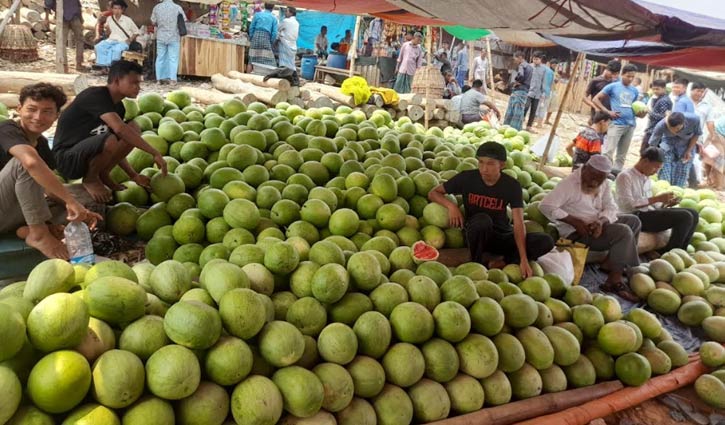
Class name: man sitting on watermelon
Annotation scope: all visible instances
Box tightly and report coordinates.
[428,141,555,276]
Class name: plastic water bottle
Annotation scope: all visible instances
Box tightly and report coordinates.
[64,222,95,264]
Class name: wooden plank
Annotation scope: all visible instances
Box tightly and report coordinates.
[226,70,291,91]
[178,37,246,78]
[0,71,88,95]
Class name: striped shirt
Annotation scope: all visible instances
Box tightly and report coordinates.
[151,0,185,44]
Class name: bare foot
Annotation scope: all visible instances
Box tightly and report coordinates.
[83,180,112,203]
[15,225,29,239]
[49,224,66,240]
[100,172,126,192]
[25,231,69,260]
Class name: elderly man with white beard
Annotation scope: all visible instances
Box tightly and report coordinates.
[540,155,641,301]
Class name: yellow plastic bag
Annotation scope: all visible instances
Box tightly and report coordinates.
[341,76,371,106]
[370,87,399,106]
[555,239,589,285]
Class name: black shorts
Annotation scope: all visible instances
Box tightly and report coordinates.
[55,133,112,180]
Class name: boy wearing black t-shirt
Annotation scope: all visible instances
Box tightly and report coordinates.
[53,60,167,203]
[428,142,554,275]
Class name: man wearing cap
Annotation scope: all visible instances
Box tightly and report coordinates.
[428,142,555,275]
[393,32,423,94]
[615,147,698,253]
[540,155,641,301]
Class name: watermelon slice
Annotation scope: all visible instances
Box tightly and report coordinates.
[412,241,439,264]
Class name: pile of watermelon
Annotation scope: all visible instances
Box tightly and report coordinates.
[0,90,723,424]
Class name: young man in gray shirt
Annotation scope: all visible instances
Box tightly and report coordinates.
[524,51,546,132]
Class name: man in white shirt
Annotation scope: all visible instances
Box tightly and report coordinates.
[314,25,328,59]
[278,7,299,70]
[94,0,139,67]
[540,155,641,300]
[615,147,698,253]
[472,50,488,91]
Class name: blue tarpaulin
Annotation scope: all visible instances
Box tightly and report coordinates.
[295,10,355,52]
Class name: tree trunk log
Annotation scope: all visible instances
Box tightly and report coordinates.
[286,86,300,102]
[360,104,378,118]
[407,105,424,122]
[301,82,355,107]
[211,74,285,106]
[0,71,88,95]
[19,7,40,22]
[179,86,254,106]
[226,70,291,91]
[306,91,334,109]
[422,98,452,110]
[398,92,422,105]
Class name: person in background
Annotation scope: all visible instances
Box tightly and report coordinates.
[0,84,102,259]
[534,56,555,128]
[434,41,449,64]
[45,0,86,72]
[566,111,611,169]
[522,51,545,132]
[671,78,694,113]
[338,29,352,54]
[94,0,138,68]
[247,2,278,69]
[458,80,500,124]
[403,32,413,43]
[443,71,461,99]
[428,142,554,273]
[314,26,328,59]
[450,84,470,123]
[436,51,452,75]
[544,58,560,125]
[362,37,374,57]
[703,117,725,189]
[151,0,186,84]
[593,64,641,172]
[277,7,298,70]
[540,155,641,301]
[632,77,644,101]
[392,32,423,94]
[472,49,488,90]
[648,112,702,187]
[615,147,698,254]
[94,0,114,43]
[455,42,469,88]
[503,51,533,131]
[53,61,167,203]
[583,60,621,124]
[689,81,716,188]
[640,79,672,156]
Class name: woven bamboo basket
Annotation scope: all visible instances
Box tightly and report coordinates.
[0,24,38,62]
[411,65,444,99]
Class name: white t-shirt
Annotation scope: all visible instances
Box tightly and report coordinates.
[106,15,139,43]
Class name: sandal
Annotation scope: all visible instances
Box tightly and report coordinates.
[600,281,639,302]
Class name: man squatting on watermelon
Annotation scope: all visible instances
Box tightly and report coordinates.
[428,141,555,277]
[0,84,103,259]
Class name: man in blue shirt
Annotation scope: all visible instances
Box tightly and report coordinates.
[455,42,469,88]
[248,2,278,68]
[648,112,702,187]
[503,51,533,131]
[671,78,695,113]
[534,57,556,128]
[593,64,641,172]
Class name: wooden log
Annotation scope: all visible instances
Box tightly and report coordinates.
[299,89,311,101]
[396,110,406,119]
[407,105,424,122]
[429,381,624,425]
[368,93,384,108]
[422,98,452,110]
[226,70,291,91]
[0,71,87,95]
[306,91,334,109]
[301,82,355,107]
[211,74,286,106]
[398,92,422,105]
[360,104,378,118]
[20,7,40,22]
[394,98,409,111]
[0,93,19,108]
[286,86,300,102]
[179,86,252,106]
[433,108,446,120]
[289,98,305,108]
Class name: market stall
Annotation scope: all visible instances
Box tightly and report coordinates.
[177,2,249,77]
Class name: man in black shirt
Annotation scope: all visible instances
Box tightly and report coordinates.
[0,84,101,259]
[583,59,621,124]
[53,60,167,203]
[428,142,554,275]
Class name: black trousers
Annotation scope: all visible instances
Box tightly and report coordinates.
[465,213,555,264]
[525,96,540,128]
[635,208,699,252]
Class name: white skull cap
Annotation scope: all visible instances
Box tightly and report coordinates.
[586,155,612,173]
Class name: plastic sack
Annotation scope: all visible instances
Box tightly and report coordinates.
[341,76,371,106]
[531,134,560,164]
[537,248,575,286]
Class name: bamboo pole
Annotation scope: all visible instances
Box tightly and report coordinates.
[55,0,64,73]
[430,381,623,425]
[424,25,432,130]
[0,0,22,37]
[486,36,495,98]
[348,15,362,78]
[538,52,585,169]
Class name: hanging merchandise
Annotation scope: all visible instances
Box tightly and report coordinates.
[219,1,232,31]
[208,4,218,26]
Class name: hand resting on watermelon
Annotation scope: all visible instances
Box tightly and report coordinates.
[447,205,464,228]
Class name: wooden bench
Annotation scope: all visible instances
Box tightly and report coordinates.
[313,65,361,85]
[121,51,145,66]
